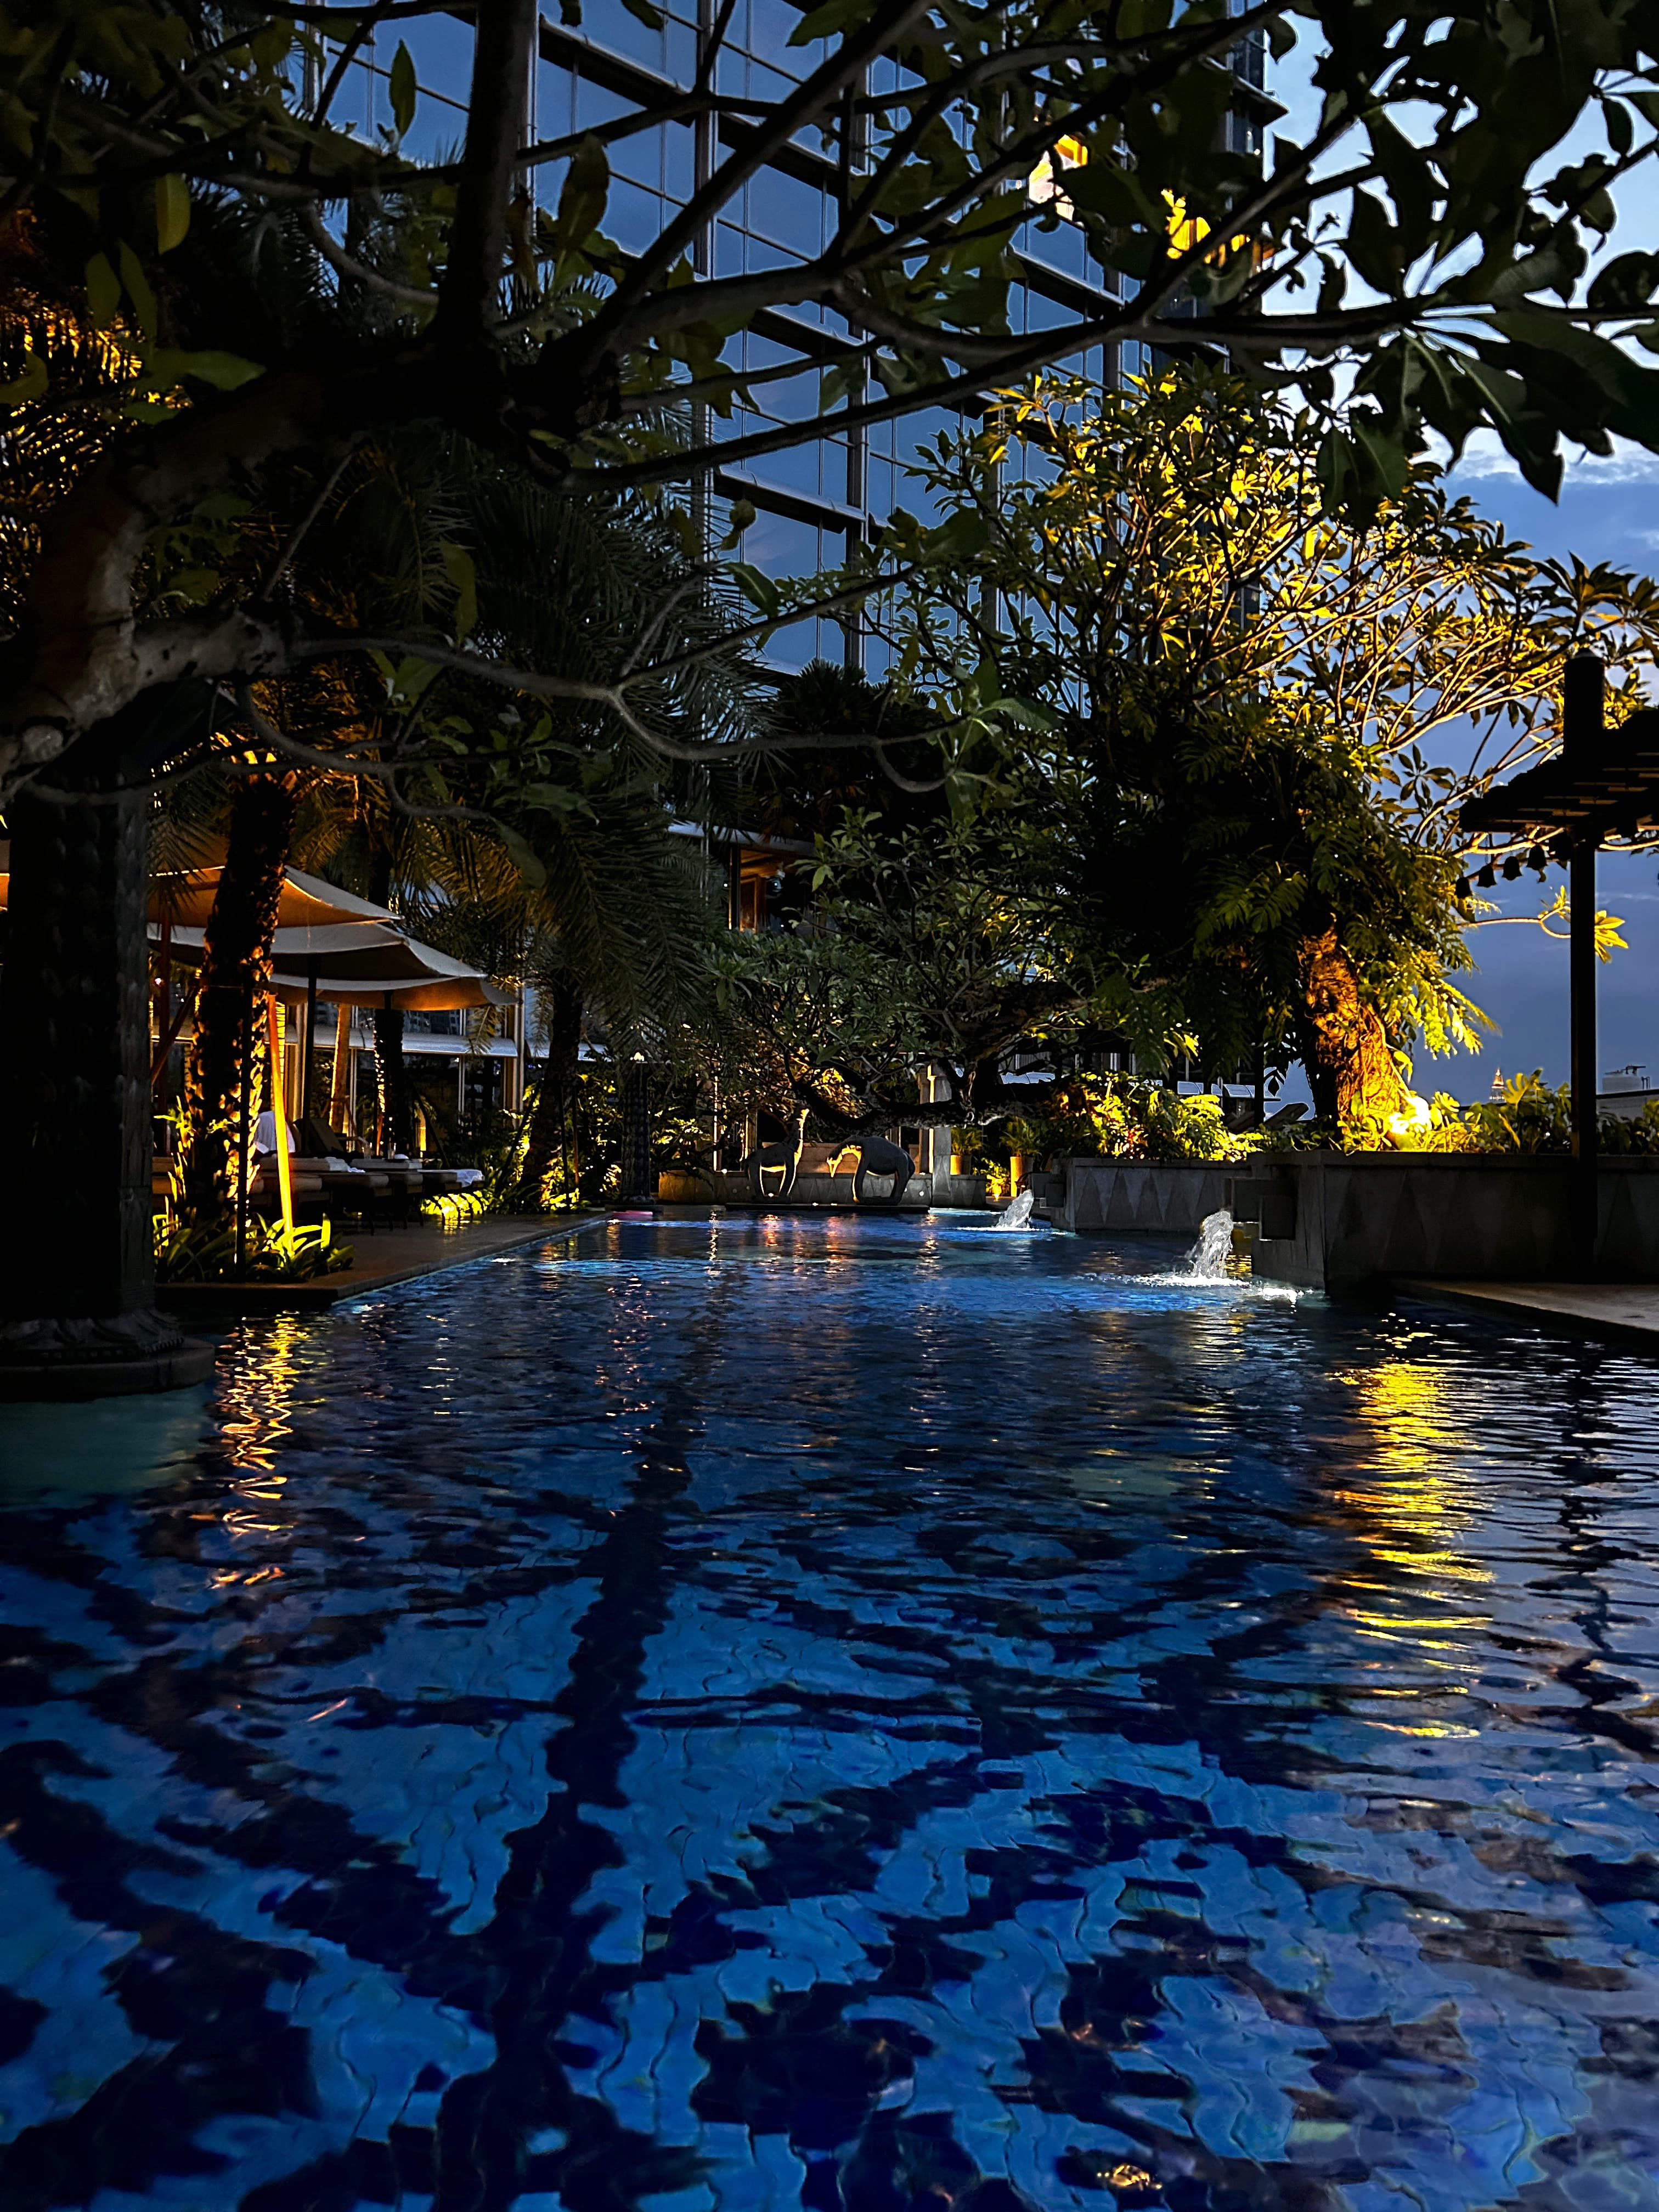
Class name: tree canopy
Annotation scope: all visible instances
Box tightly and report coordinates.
[8,2,1659,791]
[726,363,1659,1129]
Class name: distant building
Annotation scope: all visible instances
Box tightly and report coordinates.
[369,3,1274,654]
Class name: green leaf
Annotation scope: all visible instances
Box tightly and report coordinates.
[498,823,548,888]
[1346,190,1400,296]
[0,348,47,406]
[791,0,868,43]
[521,782,586,815]
[1587,251,1659,314]
[154,173,189,253]
[618,0,664,24]
[1115,0,1173,34]
[145,347,265,390]
[731,562,780,617]
[389,40,417,137]
[998,695,1058,731]
[390,656,442,701]
[1061,160,1153,230]
[117,241,157,338]
[439,539,478,640]
[550,136,610,254]
[935,507,990,559]
[84,252,120,328]
[820,359,865,409]
[719,497,756,550]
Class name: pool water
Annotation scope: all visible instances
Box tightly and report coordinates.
[2,1214,1657,2212]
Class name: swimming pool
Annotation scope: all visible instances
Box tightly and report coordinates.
[2,1214,1657,2210]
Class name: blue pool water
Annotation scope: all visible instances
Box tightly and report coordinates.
[2,1213,1658,2212]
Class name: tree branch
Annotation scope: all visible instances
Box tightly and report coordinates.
[436,0,537,339]
[580,0,939,351]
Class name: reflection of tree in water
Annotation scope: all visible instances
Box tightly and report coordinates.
[1,1246,1658,2211]
[430,1329,726,2207]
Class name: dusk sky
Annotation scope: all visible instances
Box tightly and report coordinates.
[1419,452,1659,1103]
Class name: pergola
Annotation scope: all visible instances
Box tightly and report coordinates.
[1459,654,1659,1274]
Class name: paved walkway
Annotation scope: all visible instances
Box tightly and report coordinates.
[161,1212,600,1316]
[1401,1278,1659,1348]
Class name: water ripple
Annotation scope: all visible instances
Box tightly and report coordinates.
[0,1215,1656,2210]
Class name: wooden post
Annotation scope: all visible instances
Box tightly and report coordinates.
[330,1002,352,1130]
[301,962,319,1126]
[1564,652,1603,1280]
[266,994,295,1246]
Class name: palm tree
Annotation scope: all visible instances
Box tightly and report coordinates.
[171,427,751,1209]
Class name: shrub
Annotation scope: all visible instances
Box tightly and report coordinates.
[154,1215,354,1282]
[1026,1076,1267,1165]
[1343,1072,1659,1155]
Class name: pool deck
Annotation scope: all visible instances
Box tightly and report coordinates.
[159,1211,601,1316]
[1401,1277,1659,1349]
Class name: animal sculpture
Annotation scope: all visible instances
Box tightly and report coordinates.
[851,1133,914,1206]
[744,1108,808,1200]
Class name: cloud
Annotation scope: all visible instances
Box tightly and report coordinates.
[1446,430,1659,487]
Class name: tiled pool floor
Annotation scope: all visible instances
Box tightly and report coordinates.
[1,1214,1656,2210]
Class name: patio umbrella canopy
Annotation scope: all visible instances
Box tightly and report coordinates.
[132,859,512,1135]
[150,920,510,1009]
[133,860,511,1011]
[6,851,507,1013]
[145,861,408,933]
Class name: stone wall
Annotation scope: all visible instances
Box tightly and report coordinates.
[1228,1154,1659,1290]
[1057,1159,1231,1237]
[1057,1151,1659,1286]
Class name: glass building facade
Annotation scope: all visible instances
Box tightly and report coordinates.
[331,4,1273,668]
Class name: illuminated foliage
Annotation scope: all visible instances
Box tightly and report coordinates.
[8,4,1659,788]
[869,364,1659,1122]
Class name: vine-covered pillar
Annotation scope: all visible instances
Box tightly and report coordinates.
[0,703,212,1397]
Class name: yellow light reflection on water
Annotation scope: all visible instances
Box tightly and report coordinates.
[217,1313,307,1475]
[1326,1358,1493,1663]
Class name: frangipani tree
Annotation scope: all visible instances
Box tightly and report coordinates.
[872,365,1659,1120]
[9,3,1659,787]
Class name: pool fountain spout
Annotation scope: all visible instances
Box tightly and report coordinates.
[992,1187,1036,1231]
[1181,1208,1234,1278]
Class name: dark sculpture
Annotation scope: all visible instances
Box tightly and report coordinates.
[745,1109,807,1200]
[851,1135,914,1206]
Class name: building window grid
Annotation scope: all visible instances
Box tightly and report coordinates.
[359,15,1264,661]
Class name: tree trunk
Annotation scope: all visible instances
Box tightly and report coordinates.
[373,1000,410,1153]
[183,774,300,1218]
[1295,923,1410,1125]
[514,978,582,1208]
[0,715,210,1389]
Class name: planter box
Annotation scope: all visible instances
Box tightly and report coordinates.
[1059,1159,1232,1236]
[1224,1153,1659,1290]
[656,1169,933,1210]
[1060,1151,1659,1287]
